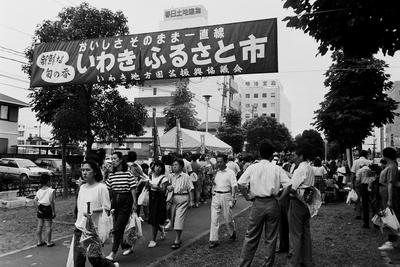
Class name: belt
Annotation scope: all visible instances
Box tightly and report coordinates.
[255,195,275,199]
[214,190,231,194]
[174,193,189,195]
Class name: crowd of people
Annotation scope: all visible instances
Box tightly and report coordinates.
[32,143,399,267]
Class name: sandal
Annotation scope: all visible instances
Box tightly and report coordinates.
[171,242,181,249]
[36,242,46,247]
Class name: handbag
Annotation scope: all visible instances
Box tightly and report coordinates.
[138,187,149,206]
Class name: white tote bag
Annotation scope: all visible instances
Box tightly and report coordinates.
[381,207,400,232]
[138,187,149,206]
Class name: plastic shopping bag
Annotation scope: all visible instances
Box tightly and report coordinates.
[371,214,383,228]
[98,210,113,244]
[123,212,143,246]
[381,207,400,232]
[138,187,149,206]
[65,235,74,267]
[346,189,358,204]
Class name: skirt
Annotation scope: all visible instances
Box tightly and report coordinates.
[148,190,167,226]
[171,194,189,230]
[314,175,326,193]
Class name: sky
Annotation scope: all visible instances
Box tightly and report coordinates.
[0,0,399,139]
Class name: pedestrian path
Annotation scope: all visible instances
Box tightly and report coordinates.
[0,197,249,267]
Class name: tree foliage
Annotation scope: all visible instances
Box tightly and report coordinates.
[294,129,324,160]
[283,0,400,57]
[243,116,293,153]
[314,52,398,148]
[23,3,147,150]
[164,79,199,132]
[217,109,245,154]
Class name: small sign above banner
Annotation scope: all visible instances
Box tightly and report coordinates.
[30,18,278,88]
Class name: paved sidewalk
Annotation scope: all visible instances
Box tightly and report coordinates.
[0,197,249,267]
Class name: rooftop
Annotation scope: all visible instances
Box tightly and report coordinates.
[0,92,29,108]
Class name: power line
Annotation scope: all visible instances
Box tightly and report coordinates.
[0,55,27,65]
[0,24,33,37]
[0,82,30,91]
[0,49,26,59]
[0,45,25,55]
[0,73,29,84]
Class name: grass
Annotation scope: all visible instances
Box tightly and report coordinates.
[155,202,388,267]
[0,195,76,254]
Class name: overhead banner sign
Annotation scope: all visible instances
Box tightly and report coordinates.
[30,18,278,87]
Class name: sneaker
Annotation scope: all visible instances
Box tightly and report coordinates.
[148,241,157,248]
[106,252,116,261]
[378,241,394,250]
[114,263,119,267]
[122,248,134,256]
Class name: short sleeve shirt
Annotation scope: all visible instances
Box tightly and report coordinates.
[170,172,194,194]
[106,171,137,192]
[214,168,237,192]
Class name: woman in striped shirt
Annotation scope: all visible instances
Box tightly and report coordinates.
[167,158,194,249]
[105,152,137,261]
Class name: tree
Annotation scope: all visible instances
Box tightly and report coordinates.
[282,0,400,57]
[164,79,199,132]
[23,3,148,150]
[243,116,293,153]
[314,52,398,148]
[217,109,245,154]
[294,129,324,160]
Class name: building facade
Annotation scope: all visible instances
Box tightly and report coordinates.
[237,78,291,129]
[0,93,28,154]
[385,81,400,148]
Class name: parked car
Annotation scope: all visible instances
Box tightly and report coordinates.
[0,158,53,191]
[34,158,72,178]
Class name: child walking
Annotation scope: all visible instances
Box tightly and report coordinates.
[35,173,56,247]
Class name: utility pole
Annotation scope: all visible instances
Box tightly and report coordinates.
[202,95,212,134]
[220,76,228,123]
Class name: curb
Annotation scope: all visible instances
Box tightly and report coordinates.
[147,204,251,267]
[0,234,72,258]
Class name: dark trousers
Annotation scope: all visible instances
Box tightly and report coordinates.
[288,198,313,267]
[112,193,133,253]
[278,195,290,252]
[361,184,370,227]
[73,228,114,267]
[239,198,280,267]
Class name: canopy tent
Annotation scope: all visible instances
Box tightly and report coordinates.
[159,127,232,154]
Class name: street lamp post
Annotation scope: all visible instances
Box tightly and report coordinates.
[202,95,212,134]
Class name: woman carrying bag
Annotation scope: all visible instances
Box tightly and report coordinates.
[68,160,116,267]
[146,160,168,248]
[105,152,137,261]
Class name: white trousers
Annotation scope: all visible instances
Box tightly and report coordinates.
[209,193,236,242]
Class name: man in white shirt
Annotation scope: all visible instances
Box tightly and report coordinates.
[287,149,315,267]
[226,155,240,177]
[351,150,371,219]
[209,154,238,248]
[237,141,291,267]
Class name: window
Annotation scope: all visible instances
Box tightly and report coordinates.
[0,105,8,120]
[245,103,250,108]
[153,88,157,95]
[18,131,24,137]
[271,113,276,118]
[263,81,268,86]
[245,113,250,119]
[262,113,267,117]
[254,81,258,86]
[253,103,258,108]
[245,82,250,86]
[271,81,276,86]
[245,94,250,98]
[271,93,276,98]
[254,93,258,98]
[262,93,267,98]
[262,103,267,108]
[17,140,24,145]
